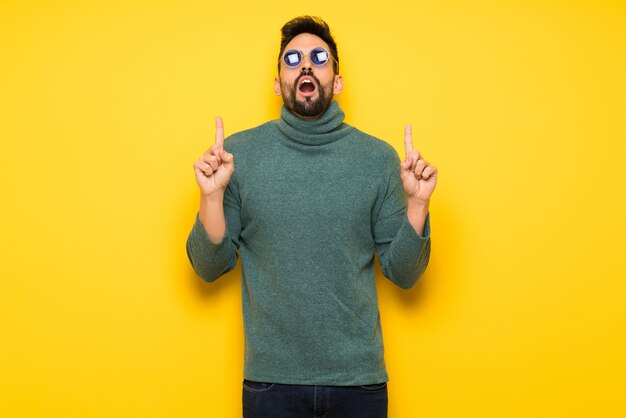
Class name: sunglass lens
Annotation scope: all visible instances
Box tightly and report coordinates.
[311,48,329,65]
[284,50,302,67]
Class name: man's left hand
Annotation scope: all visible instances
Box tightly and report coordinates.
[400,124,438,202]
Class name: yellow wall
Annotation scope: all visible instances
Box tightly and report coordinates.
[2,1,625,417]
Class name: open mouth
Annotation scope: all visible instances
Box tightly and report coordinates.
[298,77,317,95]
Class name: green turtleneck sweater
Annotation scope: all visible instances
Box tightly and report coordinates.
[186,101,431,386]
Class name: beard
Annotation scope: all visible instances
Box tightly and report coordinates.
[281,72,333,118]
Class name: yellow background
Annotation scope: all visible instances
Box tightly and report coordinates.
[1,0,625,417]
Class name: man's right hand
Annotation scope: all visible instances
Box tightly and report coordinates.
[193,116,235,197]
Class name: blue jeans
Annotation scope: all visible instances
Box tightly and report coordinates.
[242,379,388,418]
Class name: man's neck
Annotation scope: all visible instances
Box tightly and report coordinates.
[292,111,320,121]
[286,106,323,121]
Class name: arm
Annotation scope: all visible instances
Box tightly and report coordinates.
[407,197,430,237]
[373,154,432,289]
[199,191,227,243]
[186,182,241,282]
[186,116,239,283]
[374,124,438,289]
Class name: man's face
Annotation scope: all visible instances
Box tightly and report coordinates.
[274,33,343,119]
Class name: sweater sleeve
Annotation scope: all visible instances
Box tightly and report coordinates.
[372,148,431,289]
[185,179,242,283]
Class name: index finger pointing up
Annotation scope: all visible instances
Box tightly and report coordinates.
[215,116,224,148]
[404,123,413,156]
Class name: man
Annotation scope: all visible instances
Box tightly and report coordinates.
[186,16,437,418]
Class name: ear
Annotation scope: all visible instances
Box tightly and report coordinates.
[333,75,344,95]
[274,76,282,96]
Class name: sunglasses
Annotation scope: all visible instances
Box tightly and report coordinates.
[282,47,337,70]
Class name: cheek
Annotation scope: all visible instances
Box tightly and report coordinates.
[281,80,293,92]
[321,78,335,91]
[280,75,296,88]
[317,71,335,87]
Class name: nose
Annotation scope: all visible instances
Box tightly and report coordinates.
[301,53,313,70]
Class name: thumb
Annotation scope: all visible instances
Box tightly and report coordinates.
[220,149,234,167]
[219,148,232,161]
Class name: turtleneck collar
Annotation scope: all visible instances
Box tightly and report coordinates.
[277,100,353,146]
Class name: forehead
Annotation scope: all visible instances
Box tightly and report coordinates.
[284,33,330,52]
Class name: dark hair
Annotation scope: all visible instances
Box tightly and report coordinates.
[278,16,339,74]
